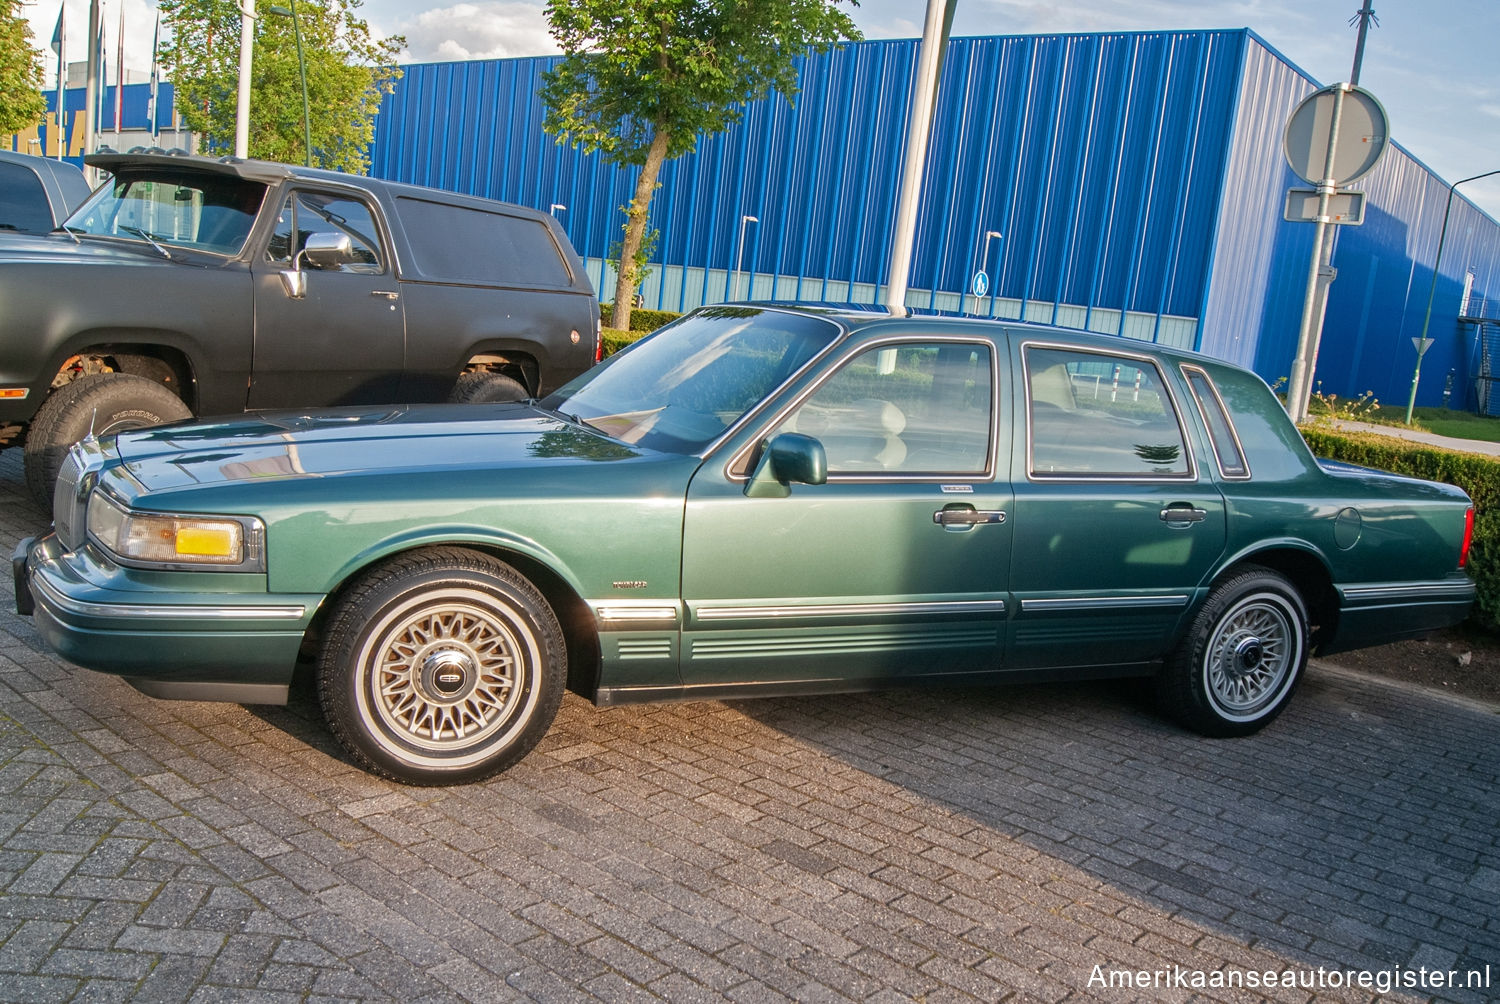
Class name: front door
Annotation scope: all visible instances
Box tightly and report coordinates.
[248,189,406,409]
[680,337,1013,691]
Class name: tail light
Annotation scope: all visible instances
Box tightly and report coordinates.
[594,317,604,363]
[1461,507,1475,568]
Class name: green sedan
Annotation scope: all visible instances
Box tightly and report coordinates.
[14,305,1476,784]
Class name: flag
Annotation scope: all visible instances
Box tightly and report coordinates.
[147,14,160,141]
[52,5,65,159]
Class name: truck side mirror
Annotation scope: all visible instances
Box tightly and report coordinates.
[279,232,355,299]
[744,433,828,498]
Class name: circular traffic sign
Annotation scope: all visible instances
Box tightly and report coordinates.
[972,270,988,298]
[1282,84,1389,187]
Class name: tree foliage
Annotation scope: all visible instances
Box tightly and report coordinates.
[540,0,860,330]
[0,0,48,137]
[160,0,403,172]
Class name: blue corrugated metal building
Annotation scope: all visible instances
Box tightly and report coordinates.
[373,30,1498,409]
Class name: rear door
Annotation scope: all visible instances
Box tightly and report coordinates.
[1007,340,1228,668]
[248,188,406,408]
[679,334,1013,689]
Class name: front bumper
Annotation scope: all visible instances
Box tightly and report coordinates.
[17,532,323,704]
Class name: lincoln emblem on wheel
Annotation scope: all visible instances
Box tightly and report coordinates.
[13,305,1476,784]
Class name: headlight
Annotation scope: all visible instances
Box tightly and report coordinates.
[86,491,265,570]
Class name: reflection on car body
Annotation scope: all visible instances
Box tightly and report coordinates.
[15,304,1476,785]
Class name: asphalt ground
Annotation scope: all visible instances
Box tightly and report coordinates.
[0,446,1497,1002]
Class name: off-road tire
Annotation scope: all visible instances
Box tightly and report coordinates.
[24,373,192,510]
[449,371,528,403]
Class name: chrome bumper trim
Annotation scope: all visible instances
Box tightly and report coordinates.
[1340,580,1475,602]
[31,572,306,622]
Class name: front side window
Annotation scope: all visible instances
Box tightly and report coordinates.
[1026,345,1191,478]
[774,341,993,475]
[64,170,266,255]
[266,191,383,273]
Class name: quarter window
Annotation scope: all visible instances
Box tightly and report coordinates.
[1026,346,1190,478]
[776,341,993,475]
[1183,366,1249,478]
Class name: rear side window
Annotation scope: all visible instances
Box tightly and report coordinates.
[396,196,572,287]
[0,162,53,233]
[1183,365,1249,478]
[1026,345,1191,479]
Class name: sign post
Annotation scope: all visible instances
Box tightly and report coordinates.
[1280,83,1389,423]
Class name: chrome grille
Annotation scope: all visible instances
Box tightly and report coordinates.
[51,446,95,551]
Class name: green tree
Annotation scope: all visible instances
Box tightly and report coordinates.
[540,0,860,331]
[160,0,403,172]
[0,0,48,137]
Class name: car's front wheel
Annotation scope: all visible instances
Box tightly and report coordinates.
[1157,566,1308,736]
[318,548,566,785]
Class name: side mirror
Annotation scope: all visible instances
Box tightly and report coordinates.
[745,433,827,498]
[279,232,355,299]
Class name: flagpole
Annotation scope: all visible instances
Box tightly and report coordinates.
[113,3,123,148]
[83,0,99,179]
[148,15,160,143]
[51,4,65,159]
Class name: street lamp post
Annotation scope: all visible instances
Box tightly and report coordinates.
[734,215,759,301]
[269,1,311,166]
[977,230,1002,316]
[234,0,254,158]
[1405,168,1500,424]
[549,204,567,217]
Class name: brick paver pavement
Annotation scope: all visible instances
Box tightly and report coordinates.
[1,449,1497,1002]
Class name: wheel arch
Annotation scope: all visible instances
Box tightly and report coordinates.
[44,338,200,412]
[301,533,601,700]
[459,348,540,396]
[1209,544,1338,648]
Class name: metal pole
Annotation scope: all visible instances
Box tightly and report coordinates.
[290,0,310,165]
[1285,84,1349,424]
[883,0,950,315]
[1349,0,1377,86]
[734,215,758,301]
[83,0,99,178]
[1405,168,1500,423]
[983,230,1001,317]
[235,0,255,158]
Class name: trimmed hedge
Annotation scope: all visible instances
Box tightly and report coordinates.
[601,327,647,357]
[600,304,682,332]
[1300,426,1500,631]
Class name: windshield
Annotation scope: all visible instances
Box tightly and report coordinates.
[63,171,267,256]
[540,306,841,454]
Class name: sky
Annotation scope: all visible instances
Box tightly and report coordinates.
[22,0,1500,217]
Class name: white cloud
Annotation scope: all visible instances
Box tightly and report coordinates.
[389,2,557,63]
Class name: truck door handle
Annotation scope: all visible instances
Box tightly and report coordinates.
[1160,505,1207,525]
[934,507,1006,525]
[370,290,399,300]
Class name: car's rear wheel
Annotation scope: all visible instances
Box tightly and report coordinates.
[1157,566,1307,736]
[449,371,528,403]
[24,373,192,509]
[317,548,565,785]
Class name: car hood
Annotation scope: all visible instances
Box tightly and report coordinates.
[0,230,178,263]
[113,402,654,493]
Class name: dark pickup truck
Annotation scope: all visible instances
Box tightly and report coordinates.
[0,151,600,504]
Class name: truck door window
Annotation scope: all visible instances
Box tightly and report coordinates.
[267,191,383,273]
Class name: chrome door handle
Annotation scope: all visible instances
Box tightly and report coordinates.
[371,290,399,300]
[1160,505,1207,524]
[934,508,1006,525]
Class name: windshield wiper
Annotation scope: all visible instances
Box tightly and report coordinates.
[118,225,172,259]
[55,224,81,245]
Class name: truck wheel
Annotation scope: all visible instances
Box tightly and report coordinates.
[449,371,528,403]
[24,373,192,509]
[317,547,566,785]
[1155,566,1308,737]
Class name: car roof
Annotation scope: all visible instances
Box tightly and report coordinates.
[732,300,1218,365]
[83,150,554,221]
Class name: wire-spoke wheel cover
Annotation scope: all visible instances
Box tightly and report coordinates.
[1201,590,1302,722]
[353,586,542,769]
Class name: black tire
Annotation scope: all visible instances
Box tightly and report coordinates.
[317,547,566,785]
[1156,566,1308,737]
[24,373,192,509]
[449,371,528,403]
